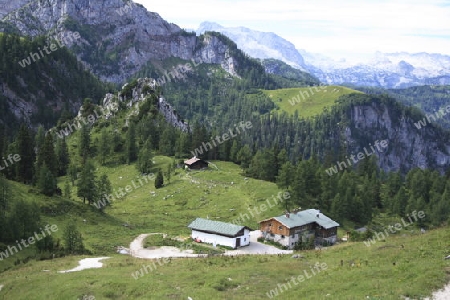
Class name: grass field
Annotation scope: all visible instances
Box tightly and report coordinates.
[262,86,363,118]
[0,226,448,299]
[0,157,449,299]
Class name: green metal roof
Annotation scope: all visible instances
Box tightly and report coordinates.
[188,218,247,236]
[273,209,339,229]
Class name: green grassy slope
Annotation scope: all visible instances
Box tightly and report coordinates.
[1,157,450,299]
[0,226,448,299]
[262,86,363,118]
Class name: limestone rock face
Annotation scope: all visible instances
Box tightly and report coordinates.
[1,0,239,83]
[342,101,450,173]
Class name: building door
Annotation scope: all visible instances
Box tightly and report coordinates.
[236,238,241,248]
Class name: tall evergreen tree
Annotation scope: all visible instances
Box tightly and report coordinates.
[36,133,58,177]
[0,174,9,241]
[63,221,85,255]
[79,123,91,162]
[77,159,97,204]
[98,127,111,165]
[125,122,137,164]
[37,163,57,196]
[56,137,70,176]
[96,174,112,210]
[35,125,46,153]
[155,169,164,189]
[15,124,35,184]
[137,139,153,174]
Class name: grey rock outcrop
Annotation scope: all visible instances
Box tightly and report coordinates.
[1,0,240,83]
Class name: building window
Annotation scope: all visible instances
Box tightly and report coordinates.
[269,223,272,227]
[281,235,285,238]
[292,234,295,238]
[244,238,246,242]
[278,226,283,230]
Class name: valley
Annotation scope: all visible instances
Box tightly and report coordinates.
[0,0,449,299]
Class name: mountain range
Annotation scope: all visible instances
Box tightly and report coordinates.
[197,21,450,88]
[0,0,449,174]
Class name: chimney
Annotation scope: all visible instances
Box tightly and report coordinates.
[316,213,320,218]
[286,212,290,218]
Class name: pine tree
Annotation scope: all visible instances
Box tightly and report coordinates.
[0,174,9,241]
[159,126,176,156]
[136,139,153,174]
[35,125,46,153]
[237,144,252,170]
[96,174,112,210]
[79,123,91,161]
[98,127,111,165]
[36,133,58,177]
[68,162,78,185]
[125,122,137,164]
[155,169,164,189]
[56,137,70,176]
[63,221,85,254]
[15,124,35,184]
[37,163,56,196]
[77,159,97,204]
[229,140,240,163]
[276,162,293,190]
[64,178,71,200]
[166,164,172,184]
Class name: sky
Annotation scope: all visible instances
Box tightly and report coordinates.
[135,0,450,61]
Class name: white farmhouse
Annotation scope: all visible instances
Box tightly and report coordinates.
[188,218,251,249]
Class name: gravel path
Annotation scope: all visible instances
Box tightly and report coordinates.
[129,233,205,259]
[129,231,292,259]
[58,257,111,273]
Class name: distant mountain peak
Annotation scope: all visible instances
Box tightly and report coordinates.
[197,21,308,71]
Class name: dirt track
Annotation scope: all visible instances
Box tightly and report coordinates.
[128,231,293,259]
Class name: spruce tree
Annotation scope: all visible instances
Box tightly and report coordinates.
[155,169,164,189]
[37,163,56,196]
[98,127,111,165]
[77,159,97,204]
[79,123,91,162]
[15,124,35,184]
[37,133,58,177]
[125,122,137,164]
[56,137,70,176]
[136,140,153,174]
[63,221,85,255]
[64,178,71,200]
[35,125,46,153]
[96,174,112,210]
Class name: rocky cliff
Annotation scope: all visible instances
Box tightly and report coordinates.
[1,0,240,83]
[336,95,450,173]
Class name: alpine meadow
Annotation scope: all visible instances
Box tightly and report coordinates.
[0,1,450,299]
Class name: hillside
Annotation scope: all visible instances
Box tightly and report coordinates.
[261,85,363,118]
[0,33,109,130]
[0,202,448,299]
[0,76,450,299]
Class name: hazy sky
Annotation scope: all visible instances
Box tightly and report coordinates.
[135,0,450,60]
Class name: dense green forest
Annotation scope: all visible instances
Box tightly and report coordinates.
[1,81,449,234]
[0,33,111,131]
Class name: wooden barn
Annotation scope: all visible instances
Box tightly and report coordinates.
[184,157,209,170]
[188,218,251,249]
[259,209,339,249]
